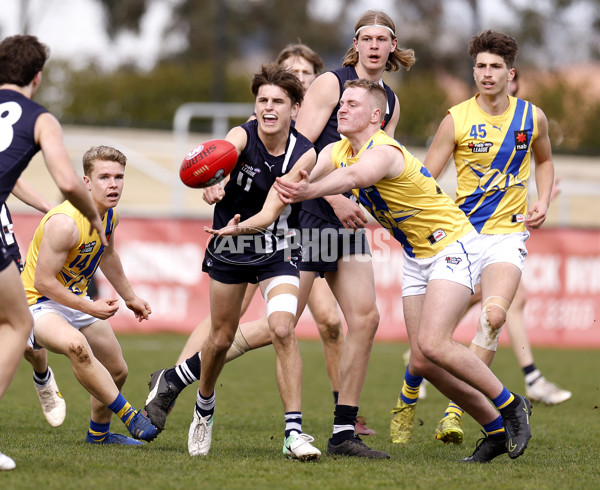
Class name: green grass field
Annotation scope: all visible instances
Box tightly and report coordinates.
[1,334,598,489]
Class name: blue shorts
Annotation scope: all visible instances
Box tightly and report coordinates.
[298,210,370,275]
[202,248,300,284]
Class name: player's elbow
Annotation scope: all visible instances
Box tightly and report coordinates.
[352,172,371,190]
[33,275,53,296]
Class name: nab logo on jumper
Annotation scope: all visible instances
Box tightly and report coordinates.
[514,130,529,151]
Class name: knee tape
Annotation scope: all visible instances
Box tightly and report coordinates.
[471,296,510,351]
[264,276,299,318]
[226,328,252,362]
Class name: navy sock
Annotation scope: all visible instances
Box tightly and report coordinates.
[196,390,215,418]
[331,405,358,445]
[165,353,201,391]
[33,369,50,386]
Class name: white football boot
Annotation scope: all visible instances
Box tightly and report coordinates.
[35,367,66,427]
[188,409,213,456]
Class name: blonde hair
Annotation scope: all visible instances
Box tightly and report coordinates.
[342,10,416,72]
[344,79,387,123]
[82,146,127,176]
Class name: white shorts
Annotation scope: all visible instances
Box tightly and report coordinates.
[402,230,482,297]
[480,231,530,272]
[27,298,98,349]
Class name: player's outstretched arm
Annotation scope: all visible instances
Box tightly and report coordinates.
[275,145,402,204]
[205,150,316,236]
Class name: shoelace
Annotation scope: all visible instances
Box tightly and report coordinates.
[193,416,211,442]
[472,430,488,454]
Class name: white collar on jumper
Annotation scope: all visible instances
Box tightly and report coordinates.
[355,24,396,38]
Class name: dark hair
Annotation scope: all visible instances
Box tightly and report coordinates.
[344,79,387,123]
[82,146,127,177]
[276,43,323,75]
[0,35,49,86]
[342,10,416,72]
[468,30,519,68]
[251,63,304,106]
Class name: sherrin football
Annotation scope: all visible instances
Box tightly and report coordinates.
[179,139,238,188]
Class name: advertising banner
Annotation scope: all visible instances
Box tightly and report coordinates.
[14,214,600,347]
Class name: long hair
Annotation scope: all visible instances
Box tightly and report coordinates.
[342,10,416,72]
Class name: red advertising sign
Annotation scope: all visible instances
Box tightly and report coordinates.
[13,214,600,347]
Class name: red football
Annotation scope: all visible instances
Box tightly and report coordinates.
[179,139,238,188]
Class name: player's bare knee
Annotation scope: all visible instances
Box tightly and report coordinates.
[416,334,445,365]
[269,322,294,344]
[316,316,343,343]
[110,362,128,388]
[408,355,429,377]
[68,340,92,365]
[367,308,380,330]
[354,308,379,338]
[210,331,236,352]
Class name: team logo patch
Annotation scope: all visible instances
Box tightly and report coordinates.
[519,248,528,259]
[468,141,493,153]
[514,130,529,151]
[78,242,96,253]
[426,229,447,245]
[445,256,462,265]
[241,163,259,177]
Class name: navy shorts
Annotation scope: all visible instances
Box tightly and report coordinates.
[202,247,300,285]
[298,210,370,275]
[0,246,14,273]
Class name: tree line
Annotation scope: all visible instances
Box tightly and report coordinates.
[32,0,600,153]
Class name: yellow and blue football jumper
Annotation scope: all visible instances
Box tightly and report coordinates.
[450,95,538,234]
[22,200,116,305]
[331,130,474,259]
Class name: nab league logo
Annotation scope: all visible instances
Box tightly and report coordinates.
[79,242,96,253]
[514,130,529,151]
[468,141,493,153]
